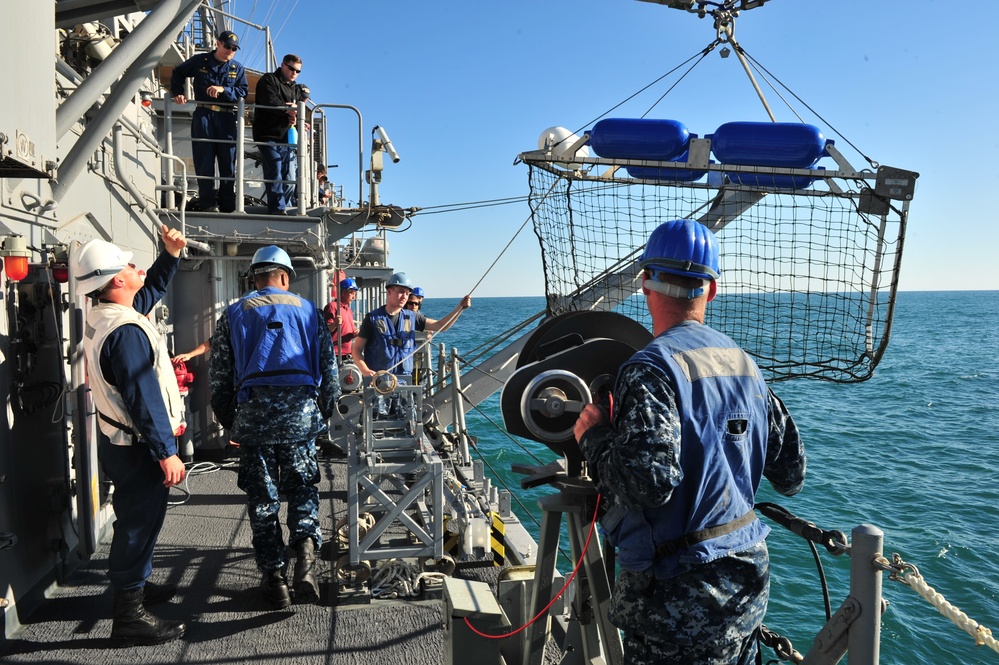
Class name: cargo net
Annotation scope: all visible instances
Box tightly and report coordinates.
[526,165,907,382]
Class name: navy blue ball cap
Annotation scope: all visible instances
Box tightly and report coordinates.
[218,30,239,50]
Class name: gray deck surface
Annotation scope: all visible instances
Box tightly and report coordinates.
[0,451,534,664]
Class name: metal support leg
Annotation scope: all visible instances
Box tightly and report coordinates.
[525,503,563,665]
[523,484,623,665]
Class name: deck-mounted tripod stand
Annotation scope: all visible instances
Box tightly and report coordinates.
[512,458,622,665]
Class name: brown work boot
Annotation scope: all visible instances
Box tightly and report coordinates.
[110,588,185,646]
[260,569,291,609]
[293,538,320,603]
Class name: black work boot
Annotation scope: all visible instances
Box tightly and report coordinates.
[260,569,291,609]
[110,588,185,646]
[142,581,177,605]
[293,539,320,603]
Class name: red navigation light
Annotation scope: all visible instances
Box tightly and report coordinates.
[0,236,31,282]
[5,257,29,281]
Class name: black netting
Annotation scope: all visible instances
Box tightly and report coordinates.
[526,164,908,383]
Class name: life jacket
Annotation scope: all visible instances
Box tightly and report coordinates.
[361,306,417,375]
[83,303,183,445]
[602,321,770,579]
[227,287,321,402]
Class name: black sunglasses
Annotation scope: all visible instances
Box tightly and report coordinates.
[220,42,238,51]
[284,63,301,73]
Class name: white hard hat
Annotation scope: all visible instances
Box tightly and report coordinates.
[71,239,132,296]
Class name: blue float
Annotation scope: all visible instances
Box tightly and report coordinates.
[726,166,825,189]
[588,118,691,161]
[626,150,708,182]
[709,121,828,167]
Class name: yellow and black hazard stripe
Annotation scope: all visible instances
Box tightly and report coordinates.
[490,511,506,567]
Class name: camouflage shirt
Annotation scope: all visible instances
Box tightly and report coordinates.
[209,304,339,445]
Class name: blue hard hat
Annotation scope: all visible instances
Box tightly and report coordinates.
[386,272,412,290]
[250,245,296,279]
[340,277,359,291]
[412,287,425,297]
[639,219,720,280]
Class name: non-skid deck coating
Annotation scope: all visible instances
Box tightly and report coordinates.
[1,452,520,664]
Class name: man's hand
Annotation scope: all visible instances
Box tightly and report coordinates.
[206,85,224,99]
[172,94,187,105]
[574,403,608,443]
[160,224,187,257]
[460,295,472,309]
[159,455,186,487]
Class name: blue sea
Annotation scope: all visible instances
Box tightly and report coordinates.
[422,290,999,664]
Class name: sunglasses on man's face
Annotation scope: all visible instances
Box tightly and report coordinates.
[405,301,420,309]
[220,42,238,51]
[284,63,301,73]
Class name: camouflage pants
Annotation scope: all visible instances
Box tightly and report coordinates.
[609,543,768,665]
[237,439,322,571]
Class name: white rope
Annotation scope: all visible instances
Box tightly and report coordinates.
[900,570,999,654]
[369,559,446,599]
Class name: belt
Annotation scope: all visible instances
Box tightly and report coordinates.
[654,509,758,558]
[207,105,234,113]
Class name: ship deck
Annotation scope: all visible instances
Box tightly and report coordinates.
[1,449,529,664]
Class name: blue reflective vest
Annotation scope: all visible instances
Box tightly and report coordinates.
[227,287,321,402]
[604,321,771,579]
[361,306,418,375]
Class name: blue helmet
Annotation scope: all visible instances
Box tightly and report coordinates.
[339,277,359,291]
[250,245,296,279]
[412,286,425,297]
[386,272,412,291]
[639,219,720,280]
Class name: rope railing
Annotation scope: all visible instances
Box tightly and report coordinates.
[759,504,999,661]
[879,554,999,655]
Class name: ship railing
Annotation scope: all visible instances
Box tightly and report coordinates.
[156,97,370,215]
[160,97,315,215]
[756,503,998,663]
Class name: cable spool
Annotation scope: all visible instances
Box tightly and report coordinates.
[502,311,652,474]
[519,370,592,443]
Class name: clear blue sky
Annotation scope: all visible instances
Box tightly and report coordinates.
[236,0,997,297]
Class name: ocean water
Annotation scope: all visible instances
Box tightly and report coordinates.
[421,291,999,664]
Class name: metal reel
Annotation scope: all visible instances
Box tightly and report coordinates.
[501,311,652,467]
[339,362,363,392]
[419,554,456,576]
[520,369,592,443]
[334,393,364,434]
[335,555,371,585]
[335,513,375,548]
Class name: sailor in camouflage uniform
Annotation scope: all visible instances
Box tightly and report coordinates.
[574,219,806,664]
[209,246,338,608]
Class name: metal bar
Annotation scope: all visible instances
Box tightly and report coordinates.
[52,1,198,202]
[848,524,884,665]
[56,0,193,138]
[524,506,563,665]
[235,97,245,213]
[296,101,306,216]
[310,104,365,205]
